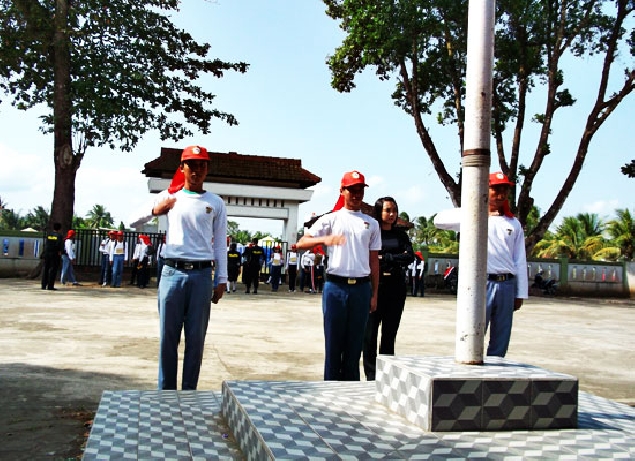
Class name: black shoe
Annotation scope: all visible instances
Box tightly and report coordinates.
[253,291,257,294]
[245,290,250,293]
[47,288,58,291]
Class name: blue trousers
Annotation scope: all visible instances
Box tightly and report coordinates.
[60,255,77,285]
[322,280,371,381]
[99,253,111,285]
[111,255,124,287]
[158,265,213,390]
[485,279,516,357]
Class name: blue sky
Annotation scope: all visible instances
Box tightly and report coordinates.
[0,1,633,237]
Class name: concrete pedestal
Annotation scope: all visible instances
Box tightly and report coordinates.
[376,356,578,431]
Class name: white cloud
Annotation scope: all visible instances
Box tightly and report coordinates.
[75,164,154,226]
[582,199,620,216]
[0,143,53,211]
[366,175,385,188]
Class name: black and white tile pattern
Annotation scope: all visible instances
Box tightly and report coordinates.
[376,356,579,431]
[85,376,634,460]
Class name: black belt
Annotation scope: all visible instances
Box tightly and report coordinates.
[488,273,514,282]
[326,274,370,285]
[164,259,212,270]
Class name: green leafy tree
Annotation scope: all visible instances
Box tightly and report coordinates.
[323,0,634,254]
[0,196,10,229]
[605,208,635,260]
[622,160,635,178]
[85,204,114,229]
[0,207,23,230]
[252,231,272,242]
[523,205,541,237]
[532,213,605,259]
[0,1,248,232]
[228,220,240,236]
[233,230,252,245]
[23,206,50,231]
[72,214,86,229]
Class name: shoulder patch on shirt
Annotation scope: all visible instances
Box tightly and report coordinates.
[364,221,370,229]
[206,206,213,214]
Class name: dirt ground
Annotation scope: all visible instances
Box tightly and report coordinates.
[1,278,633,460]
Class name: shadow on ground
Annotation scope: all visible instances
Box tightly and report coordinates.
[0,364,148,460]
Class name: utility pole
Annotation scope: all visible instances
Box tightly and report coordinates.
[455,0,496,364]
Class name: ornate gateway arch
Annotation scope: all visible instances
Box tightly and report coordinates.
[141,148,321,244]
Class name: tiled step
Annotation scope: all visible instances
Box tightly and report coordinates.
[221,377,634,460]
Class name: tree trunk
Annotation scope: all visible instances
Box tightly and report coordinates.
[49,0,81,232]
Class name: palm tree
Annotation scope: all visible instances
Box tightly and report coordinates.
[605,208,635,260]
[413,215,446,249]
[1,208,24,230]
[85,204,114,229]
[532,213,605,259]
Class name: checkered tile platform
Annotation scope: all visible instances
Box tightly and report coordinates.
[376,356,578,431]
[83,390,242,460]
[85,381,635,460]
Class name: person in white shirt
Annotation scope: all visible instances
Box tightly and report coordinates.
[99,231,116,287]
[412,251,426,297]
[434,171,528,357]
[135,235,151,289]
[151,145,228,390]
[109,231,129,288]
[269,245,284,292]
[299,249,315,293]
[296,170,381,381]
[60,230,79,286]
[285,244,300,292]
[129,236,144,285]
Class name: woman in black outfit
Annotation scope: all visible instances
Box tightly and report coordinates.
[363,197,415,381]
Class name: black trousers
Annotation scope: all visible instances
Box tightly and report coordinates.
[129,262,138,284]
[41,254,60,289]
[363,278,407,379]
[287,266,297,291]
[244,267,260,292]
[136,259,148,287]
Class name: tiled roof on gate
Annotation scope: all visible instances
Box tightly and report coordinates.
[142,147,322,189]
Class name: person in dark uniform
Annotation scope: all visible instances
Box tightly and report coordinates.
[243,237,264,294]
[363,197,415,381]
[226,242,241,293]
[41,222,64,290]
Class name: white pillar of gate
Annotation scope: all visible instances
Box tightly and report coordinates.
[146,178,313,244]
